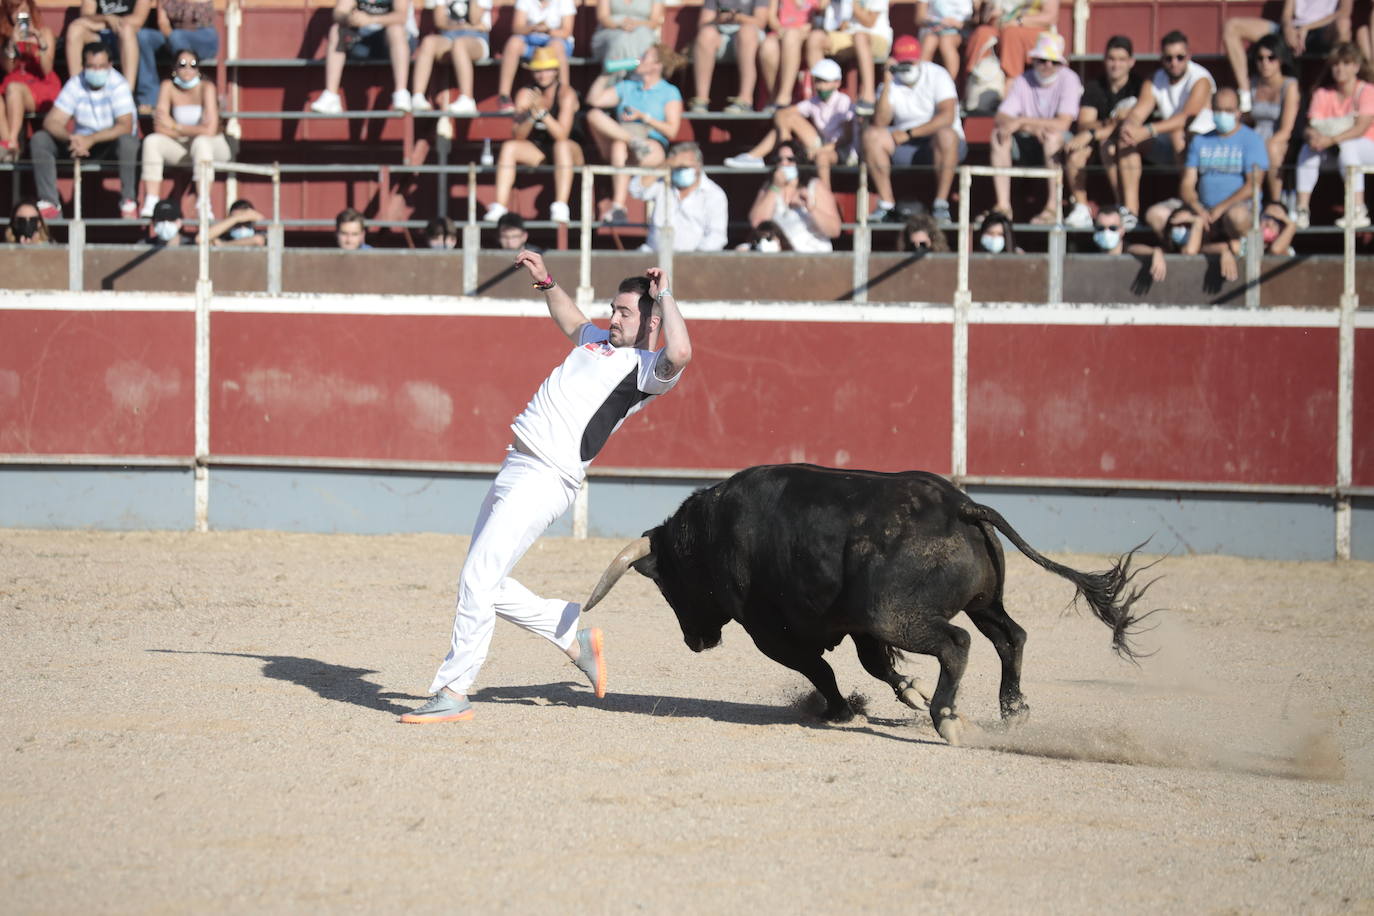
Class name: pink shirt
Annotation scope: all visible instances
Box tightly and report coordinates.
[1308,81,1374,142]
[795,90,854,144]
[998,68,1083,121]
[1291,0,1337,28]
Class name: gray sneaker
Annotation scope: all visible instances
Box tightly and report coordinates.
[573,627,607,697]
[399,692,474,723]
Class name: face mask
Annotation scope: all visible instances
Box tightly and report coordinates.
[755,237,781,252]
[228,224,256,241]
[816,88,834,100]
[1036,66,1060,86]
[779,164,798,184]
[1213,111,1237,134]
[670,167,696,189]
[895,66,919,87]
[84,67,110,89]
[1169,225,1190,247]
[1093,227,1120,251]
[12,216,38,239]
[981,233,1005,254]
[173,74,200,90]
[154,221,179,241]
[1261,222,1279,244]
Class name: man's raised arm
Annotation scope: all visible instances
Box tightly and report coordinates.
[515,249,589,342]
[645,267,691,379]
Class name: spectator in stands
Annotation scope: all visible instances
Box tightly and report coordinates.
[311,0,417,114]
[495,0,576,113]
[1224,0,1351,113]
[806,0,892,116]
[961,0,1058,86]
[725,57,854,188]
[497,211,543,250]
[897,209,948,252]
[1294,42,1374,228]
[689,0,766,114]
[585,43,684,224]
[0,0,59,162]
[138,50,229,218]
[5,198,50,243]
[1245,34,1300,210]
[989,31,1083,225]
[483,46,584,224]
[335,207,371,249]
[758,0,820,110]
[202,198,266,246]
[408,0,492,114]
[1259,201,1298,254]
[590,0,663,67]
[862,35,963,223]
[30,41,139,220]
[1088,201,1165,281]
[916,0,971,77]
[629,140,728,251]
[745,218,788,249]
[147,197,187,245]
[135,0,218,113]
[746,139,840,250]
[425,215,457,248]
[975,209,1021,253]
[1064,35,1148,230]
[64,0,147,94]
[1120,31,1215,166]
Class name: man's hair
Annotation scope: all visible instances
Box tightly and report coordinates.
[1249,32,1295,77]
[82,41,110,65]
[1104,35,1133,57]
[426,216,456,238]
[229,199,254,214]
[668,140,702,163]
[335,207,365,231]
[617,276,655,327]
[497,212,526,233]
[1213,86,1238,107]
[1160,30,1188,50]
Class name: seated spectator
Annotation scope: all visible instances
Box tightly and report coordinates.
[202,198,266,246]
[408,0,492,114]
[496,0,575,113]
[862,35,964,223]
[483,46,584,224]
[497,211,543,250]
[1088,202,1165,282]
[590,0,663,67]
[758,0,820,109]
[689,0,766,114]
[585,43,684,224]
[311,0,417,114]
[747,139,840,250]
[139,51,230,218]
[989,31,1083,225]
[64,0,147,94]
[745,218,788,250]
[975,209,1021,253]
[1064,35,1148,230]
[5,198,51,243]
[1295,42,1374,228]
[1260,201,1298,254]
[897,209,948,252]
[1120,31,1215,166]
[30,42,139,219]
[629,140,727,252]
[147,197,187,245]
[336,207,371,249]
[1224,0,1351,112]
[135,0,218,113]
[1246,34,1300,209]
[725,58,854,188]
[0,0,59,162]
[807,0,892,115]
[916,0,971,77]
[961,0,1059,86]
[425,215,457,248]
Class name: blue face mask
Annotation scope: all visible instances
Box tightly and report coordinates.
[84,67,110,89]
[780,164,799,184]
[1213,110,1237,134]
[670,167,696,189]
[1170,225,1190,246]
[1093,227,1120,251]
[173,74,200,90]
[980,233,1005,254]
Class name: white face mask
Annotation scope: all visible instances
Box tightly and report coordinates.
[779,164,798,184]
[1035,65,1060,86]
[755,237,781,252]
[228,224,256,241]
[981,233,1006,254]
[154,221,179,241]
[895,65,920,86]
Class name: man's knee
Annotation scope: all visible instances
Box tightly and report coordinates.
[30,130,57,155]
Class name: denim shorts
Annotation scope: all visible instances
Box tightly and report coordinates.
[441,27,490,59]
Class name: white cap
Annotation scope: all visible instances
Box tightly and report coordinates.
[811,58,842,82]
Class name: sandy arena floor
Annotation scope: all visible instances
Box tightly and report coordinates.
[2,528,1372,913]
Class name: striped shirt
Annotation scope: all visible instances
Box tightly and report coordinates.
[53,70,136,136]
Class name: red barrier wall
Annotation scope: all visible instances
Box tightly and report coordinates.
[1356,328,1374,488]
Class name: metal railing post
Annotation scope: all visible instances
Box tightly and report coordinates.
[952,166,973,485]
[658,166,674,280]
[462,163,478,295]
[1047,169,1064,304]
[851,162,870,302]
[1335,165,1359,560]
[268,163,282,294]
[1245,182,1262,308]
[67,161,84,291]
[578,163,594,309]
[194,161,214,532]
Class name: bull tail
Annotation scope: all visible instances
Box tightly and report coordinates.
[959,501,1162,662]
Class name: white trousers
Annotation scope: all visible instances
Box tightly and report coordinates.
[140,132,233,184]
[428,448,582,695]
[1295,136,1374,194]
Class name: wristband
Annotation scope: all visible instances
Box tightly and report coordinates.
[655,288,672,303]
[532,274,555,291]
[1147,123,1157,138]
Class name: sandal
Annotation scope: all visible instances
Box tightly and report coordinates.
[1029,207,1060,225]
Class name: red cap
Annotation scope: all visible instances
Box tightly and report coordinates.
[891,34,921,63]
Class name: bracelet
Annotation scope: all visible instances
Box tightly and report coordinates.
[1147,123,1157,138]
[655,288,672,303]
[532,274,555,291]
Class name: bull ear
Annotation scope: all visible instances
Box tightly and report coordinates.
[631,553,659,580]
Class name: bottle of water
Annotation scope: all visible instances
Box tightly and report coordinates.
[480,138,494,168]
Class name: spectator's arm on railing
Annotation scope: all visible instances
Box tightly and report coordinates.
[1126,242,1167,283]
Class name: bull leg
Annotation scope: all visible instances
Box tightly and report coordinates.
[746,629,853,722]
[851,635,931,712]
[965,599,1030,721]
[891,618,971,746]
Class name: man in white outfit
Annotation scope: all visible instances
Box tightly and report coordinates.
[401,250,693,723]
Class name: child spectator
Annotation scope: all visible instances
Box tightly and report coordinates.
[689,0,766,114]
[483,46,584,225]
[135,0,218,112]
[976,209,1020,253]
[1064,35,1147,229]
[961,0,1059,85]
[495,0,575,113]
[311,0,417,114]
[335,207,371,248]
[758,0,820,109]
[916,0,971,76]
[725,57,854,188]
[590,0,663,66]
[1224,0,1351,112]
[1120,30,1215,165]
[989,31,1082,225]
[1259,201,1297,254]
[425,215,457,248]
[628,140,728,252]
[408,0,492,114]
[806,0,892,116]
[898,210,948,252]
[746,139,840,251]
[0,0,58,162]
[496,211,542,249]
[202,198,266,246]
[1294,42,1374,228]
[6,198,50,243]
[138,50,230,218]
[147,197,186,245]
[64,0,148,93]
[1246,34,1300,209]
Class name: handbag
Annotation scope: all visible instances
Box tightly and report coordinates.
[1311,84,1365,137]
[964,41,1005,114]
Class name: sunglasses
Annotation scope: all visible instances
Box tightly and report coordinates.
[175,59,198,68]
[1094,223,1121,231]
[1256,52,1277,61]
[1032,58,1062,65]
[1162,53,1188,62]
[776,155,796,162]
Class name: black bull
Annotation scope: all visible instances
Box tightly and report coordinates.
[583,464,1158,746]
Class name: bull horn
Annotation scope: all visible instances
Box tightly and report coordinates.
[583,536,652,613]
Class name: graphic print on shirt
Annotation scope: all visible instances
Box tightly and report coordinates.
[581,368,652,461]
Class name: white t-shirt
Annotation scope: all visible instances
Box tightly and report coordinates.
[929,0,973,22]
[447,0,493,31]
[882,62,964,139]
[54,70,135,135]
[772,178,833,252]
[1151,60,1215,134]
[515,0,576,31]
[511,324,681,484]
[824,0,892,42]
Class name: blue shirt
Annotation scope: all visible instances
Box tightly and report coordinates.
[615,77,682,147]
[1187,125,1268,210]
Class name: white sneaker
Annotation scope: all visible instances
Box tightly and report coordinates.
[410,93,433,112]
[1239,89,1252,114]
[483,202,508,222]
[1064,201,1093,229]
[436,115,454,140]
[448,94,477,116]
[140,195,160,219]
[310,91,342,114]
[1335,204,1371,229]
[723,153,764,169]
[1295,208,1311,229]
[391,90,411,112]
[549,201,570,223]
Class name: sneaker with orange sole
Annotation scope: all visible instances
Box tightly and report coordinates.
[399,691,474,723]
[573,627,607,698]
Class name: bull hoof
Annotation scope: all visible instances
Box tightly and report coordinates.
[936,708,964,747]
[1001,699,1030,723]
[825,703,856,723]
[895,676,933,712]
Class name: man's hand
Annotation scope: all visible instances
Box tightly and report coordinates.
[1150,247,1166,282]
[235,207,266,224]
[515,248,549,280]
[68,134,92,157]
[1219,247,1238,282]
[645,266,667,298]
[1065,131,1092,153]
